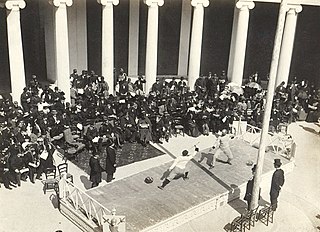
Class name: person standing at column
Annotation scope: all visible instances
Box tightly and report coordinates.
[158,146,199,190]
[270,159,285,211]
[105,140,117,183]
[89,152,104,188]
[244,164,261,210]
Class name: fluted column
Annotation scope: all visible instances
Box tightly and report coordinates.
[128,0,139,77]
[188,0,209,91]
[276,4,302,87]
[231,1,255,86]
[98,0,119,95]
[68,0,87,73]
[2,0,26,104]
[227,0,239,80]
[51,0,73,103]
[144,0,164,93]
[177,0,192,77]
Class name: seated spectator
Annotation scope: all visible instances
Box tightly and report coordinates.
[120,112,137,143]
[134,76,146,95]
[137,114,153,146]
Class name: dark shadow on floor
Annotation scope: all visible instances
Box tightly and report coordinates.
[191,159,233,191]
[258,197,270,208]
[228,198,248,215]
[80,175,92,190]
[224,197,247,232]
[49,193,59,209]
[299,125,320,136]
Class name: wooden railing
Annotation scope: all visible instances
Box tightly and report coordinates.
[233,122,295,159]
[59,177,111,227]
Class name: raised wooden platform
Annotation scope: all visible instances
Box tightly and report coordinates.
[85,139,294,232]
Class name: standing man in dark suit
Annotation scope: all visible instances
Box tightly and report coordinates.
[89,152,104,188]
[270,159,285,211]
[244,164,261,210]
[105,140,117,183]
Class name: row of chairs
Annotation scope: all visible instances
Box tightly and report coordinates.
[43,162,73,194]
[230,205,274,232]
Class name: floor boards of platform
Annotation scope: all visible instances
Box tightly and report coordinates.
[86,139,289,232]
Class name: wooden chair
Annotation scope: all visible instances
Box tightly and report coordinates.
[230,207,259,232]
[230,216,245,232]
[57,162,73,183]
[257,205,274,226]
[44,167,59,194]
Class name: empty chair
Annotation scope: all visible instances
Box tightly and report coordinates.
[44,167,59,194]
[57,162,73,183]
[257,205,274,226]
[230,207,259,232]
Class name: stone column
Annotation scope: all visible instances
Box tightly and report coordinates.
[1,0,26,104]
[177,0,192,77]
[144,0,164,93]
[227,0,239,80]
[276,4,302,87]
[51,0,73,103]
[98,0,119,95]
[68,0,87,73]
[188,0,209,91]
[40,1,56,83]
[128,0,139,77]
[231,1,255,86]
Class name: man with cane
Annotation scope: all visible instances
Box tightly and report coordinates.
[158,143,199,190]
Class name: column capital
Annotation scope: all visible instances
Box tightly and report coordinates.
[97,0,119,6]
[49,0,73,7]
[191,0,209,8]
[144,0,164,7]
[0,0,26,11]
[286,4,302,14]
[236,1,255,10]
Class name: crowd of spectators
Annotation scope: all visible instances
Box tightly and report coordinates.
[0,68,319,190]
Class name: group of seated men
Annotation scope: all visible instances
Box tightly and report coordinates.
[0,68,319,190]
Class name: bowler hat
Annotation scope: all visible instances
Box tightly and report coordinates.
[274,159,282,166]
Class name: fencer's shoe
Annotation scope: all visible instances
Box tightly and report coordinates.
[183,176,189,180]
[157,186,163,190]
